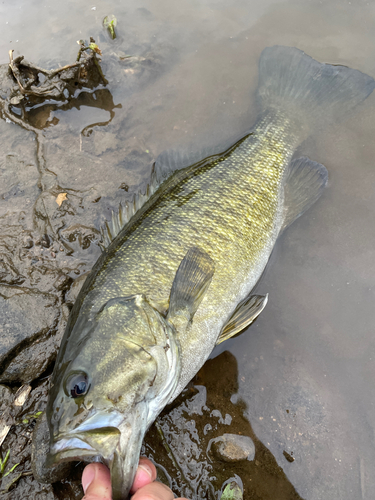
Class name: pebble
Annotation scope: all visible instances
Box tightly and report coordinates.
[210,433,255,462]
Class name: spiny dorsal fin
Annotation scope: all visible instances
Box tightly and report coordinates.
[99,133,252,249]
[152,144,223,180]
[217,294,268,345]
[99,150,195,249]
[99,185,155,249]
[167,247,215,330]
[152,130,252,181]
[282,156,328,231]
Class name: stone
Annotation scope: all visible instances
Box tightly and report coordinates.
[211,433,255,463]
[0,384,13,414]
[0,286,59,383]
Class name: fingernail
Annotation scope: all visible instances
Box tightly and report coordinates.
[138,463,153,479]
[82,466,96,494]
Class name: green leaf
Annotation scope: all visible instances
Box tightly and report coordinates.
[221,481,243,500]
[21,410,43,424]
[103,15,117,40]
[0,449,10,474]
[3,463,19,478]
[89,43,102,56]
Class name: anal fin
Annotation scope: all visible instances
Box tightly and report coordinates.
[282,157,328,231]
[217,294,268,345]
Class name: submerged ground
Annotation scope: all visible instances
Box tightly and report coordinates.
[0,0,375,499]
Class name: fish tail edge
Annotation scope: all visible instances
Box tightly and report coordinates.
[257,46,375,132]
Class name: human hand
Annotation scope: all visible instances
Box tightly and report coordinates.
[81,457,189,500]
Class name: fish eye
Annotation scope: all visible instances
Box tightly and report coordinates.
[64,372,90,398]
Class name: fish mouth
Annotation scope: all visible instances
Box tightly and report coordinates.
[47,428,122,464]
[47,404,149,500]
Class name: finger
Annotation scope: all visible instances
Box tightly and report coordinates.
[131,482,175,500]
[130,457,157,493]
[82,463,112,500]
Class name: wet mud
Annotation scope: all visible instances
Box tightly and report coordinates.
[0,32,176,498]
[143,351,304,500]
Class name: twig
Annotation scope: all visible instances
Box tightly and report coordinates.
[48,62,81,77]
[8,50,28,95]
[92,56,108,85]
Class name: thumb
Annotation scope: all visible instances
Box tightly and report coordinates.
[82,463,112,500]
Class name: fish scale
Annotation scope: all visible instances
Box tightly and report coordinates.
[68,113,299,425]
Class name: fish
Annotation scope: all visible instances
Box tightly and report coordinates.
[31,46,375,499]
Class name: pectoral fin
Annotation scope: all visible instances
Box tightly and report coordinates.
[167,247,215,327]
[217,294,268,345]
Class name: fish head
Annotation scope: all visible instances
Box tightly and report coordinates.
[46,294,180,499]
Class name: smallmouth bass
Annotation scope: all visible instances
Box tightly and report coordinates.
[32,46,375,498]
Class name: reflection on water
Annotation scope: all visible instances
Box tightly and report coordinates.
[0,0,375,499]
[23,89,120,132]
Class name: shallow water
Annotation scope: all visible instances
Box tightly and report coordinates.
[1,0,375,499]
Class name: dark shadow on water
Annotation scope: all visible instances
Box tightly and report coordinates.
[144,351,304,500]
[10,87,121,131]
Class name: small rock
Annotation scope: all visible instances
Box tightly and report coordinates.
[0,286,59,383]
[211,434,255,463]
[0,384,14,413]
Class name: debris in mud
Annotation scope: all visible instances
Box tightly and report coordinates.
[55,194,67,207]
[0,385,31,449]
[220,480,243,500]
[283,450,295,463]
[0,379,68,499]
[0,37,121,136]
[7,38,107,109]
[103,15,118,40]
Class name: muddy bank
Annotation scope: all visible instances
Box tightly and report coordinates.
[0,35,176,498]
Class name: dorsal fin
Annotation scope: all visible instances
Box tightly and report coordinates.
[99,133,252,249]
[99,149,194,249]
[99,184,155,249]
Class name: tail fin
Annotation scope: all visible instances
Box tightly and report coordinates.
[257,46,375,133]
